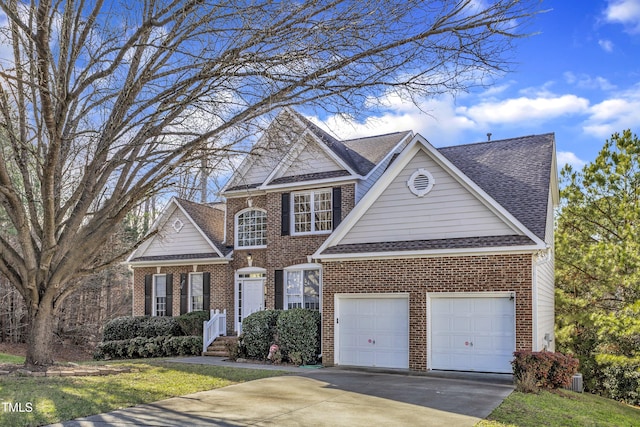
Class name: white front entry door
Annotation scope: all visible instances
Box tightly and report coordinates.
[336,296,409,369]
[237,278,264,333]
[429,295,515,373]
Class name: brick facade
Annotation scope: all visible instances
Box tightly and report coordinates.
[321,253,533,371]
[226,183,356,312]
[132,263,233,334]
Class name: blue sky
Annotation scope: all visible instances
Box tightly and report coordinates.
[310,0,640,172]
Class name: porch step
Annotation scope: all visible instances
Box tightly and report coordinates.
[203,336,238,358]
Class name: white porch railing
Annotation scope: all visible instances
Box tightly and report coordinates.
[202,309,227,354]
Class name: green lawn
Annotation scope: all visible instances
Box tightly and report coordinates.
[0,353,25,364]
[478,389,640,427]
[0,360,288,427]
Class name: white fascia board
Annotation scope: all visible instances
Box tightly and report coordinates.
[128,257,229,268]
[288,113,359,177]
[314,244,543,262]
[223,188,268,198]
[360,131,414,181]
[173,199,225,258]
[313,134,546,258]
[550,143,560,207]
[413,135,545,246]
[126,198,179,262]
[261,178,358,193]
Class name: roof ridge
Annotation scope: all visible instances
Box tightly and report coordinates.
[344,130,412,142]
[439,132,555,150]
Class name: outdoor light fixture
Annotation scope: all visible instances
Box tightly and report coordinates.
[247,253,253,267]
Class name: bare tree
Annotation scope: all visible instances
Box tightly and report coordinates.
[0,0,541,367]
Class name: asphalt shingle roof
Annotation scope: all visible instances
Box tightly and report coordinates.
[437,133,554,241]
[322,235,536,255]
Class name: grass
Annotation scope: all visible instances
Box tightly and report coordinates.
[477,389,640,427]
[0,353,25,364]
[0,360,289,427]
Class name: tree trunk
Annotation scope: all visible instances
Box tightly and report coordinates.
[25,300,56,368]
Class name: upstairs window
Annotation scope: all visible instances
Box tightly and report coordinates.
[236,208,267,248]
[292,189,332,235]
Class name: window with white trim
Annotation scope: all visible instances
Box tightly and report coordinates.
[189,273,204,312]
[286,268,320,310]
[236,209,267,248]
[154,275,167,316]
[292,189,332,235]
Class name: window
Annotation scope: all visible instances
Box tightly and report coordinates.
[286,268,320,310]
[292,189,332,234]
[236,209,267,248]
[189,273,204,312]
[154,275,167,316]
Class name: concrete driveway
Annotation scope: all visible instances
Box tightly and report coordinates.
[51,368,513,427]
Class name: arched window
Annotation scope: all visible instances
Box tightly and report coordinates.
[235,208,267,248]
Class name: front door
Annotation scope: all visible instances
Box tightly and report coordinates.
[237,278,264,333]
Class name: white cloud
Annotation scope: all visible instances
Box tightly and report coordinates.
[457,94,590,125]
[604,0,640,33]
[598,39,614,52]
[557,151,587,169]
[583,87,640,137]
[563,72,616,91]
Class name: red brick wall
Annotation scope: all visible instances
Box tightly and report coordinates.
[132,263,233,334]
[226,184,356,309]
[321,253,533,371]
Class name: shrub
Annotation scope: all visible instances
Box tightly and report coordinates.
[94,335,203,360]
[102,316,183,341]
[601,363,640,405]
[240,310,280,359]
[177,311,210,336]
[512,351,579,390]
[276,309,321,365]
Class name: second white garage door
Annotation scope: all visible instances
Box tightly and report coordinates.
[336,296,409,369]
[429,294,515,373]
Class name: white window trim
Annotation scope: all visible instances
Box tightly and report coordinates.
[234,207,267,249]
[188,272,204,312]
[284,263,322,311]
[152,274,167,317]
[290,189,333,236]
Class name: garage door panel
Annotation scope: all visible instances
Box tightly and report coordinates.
[430,296,515,373]
[338,296,408,369]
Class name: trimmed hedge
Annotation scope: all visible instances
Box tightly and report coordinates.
[240,310,280,359]
[512,351,579,390]
[239,309,320,364]
[176,310,210,336]
[102,316,182,341]
[94,335,203,359]
[276,309,321,365]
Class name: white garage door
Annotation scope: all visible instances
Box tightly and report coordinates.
[337,296,409,369]
[430,295,515,373]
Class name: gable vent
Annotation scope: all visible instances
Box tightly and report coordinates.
[408,168,435,197]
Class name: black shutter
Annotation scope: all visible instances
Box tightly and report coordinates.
[180,273,188,315]
[332,187,342,229]
[281,193,290,236]
[275,270,284,310]
[203,272,211,312]
[144,274,153,316]
[165,274,173,316]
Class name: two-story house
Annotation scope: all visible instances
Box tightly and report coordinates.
[127,107,558,373]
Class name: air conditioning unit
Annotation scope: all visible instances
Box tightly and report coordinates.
[565,373,583,393]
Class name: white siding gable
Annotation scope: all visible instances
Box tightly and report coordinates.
[277,137,344,179]
[138,207,214,257]
[340,147,519,245]
[533,189,555,351]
